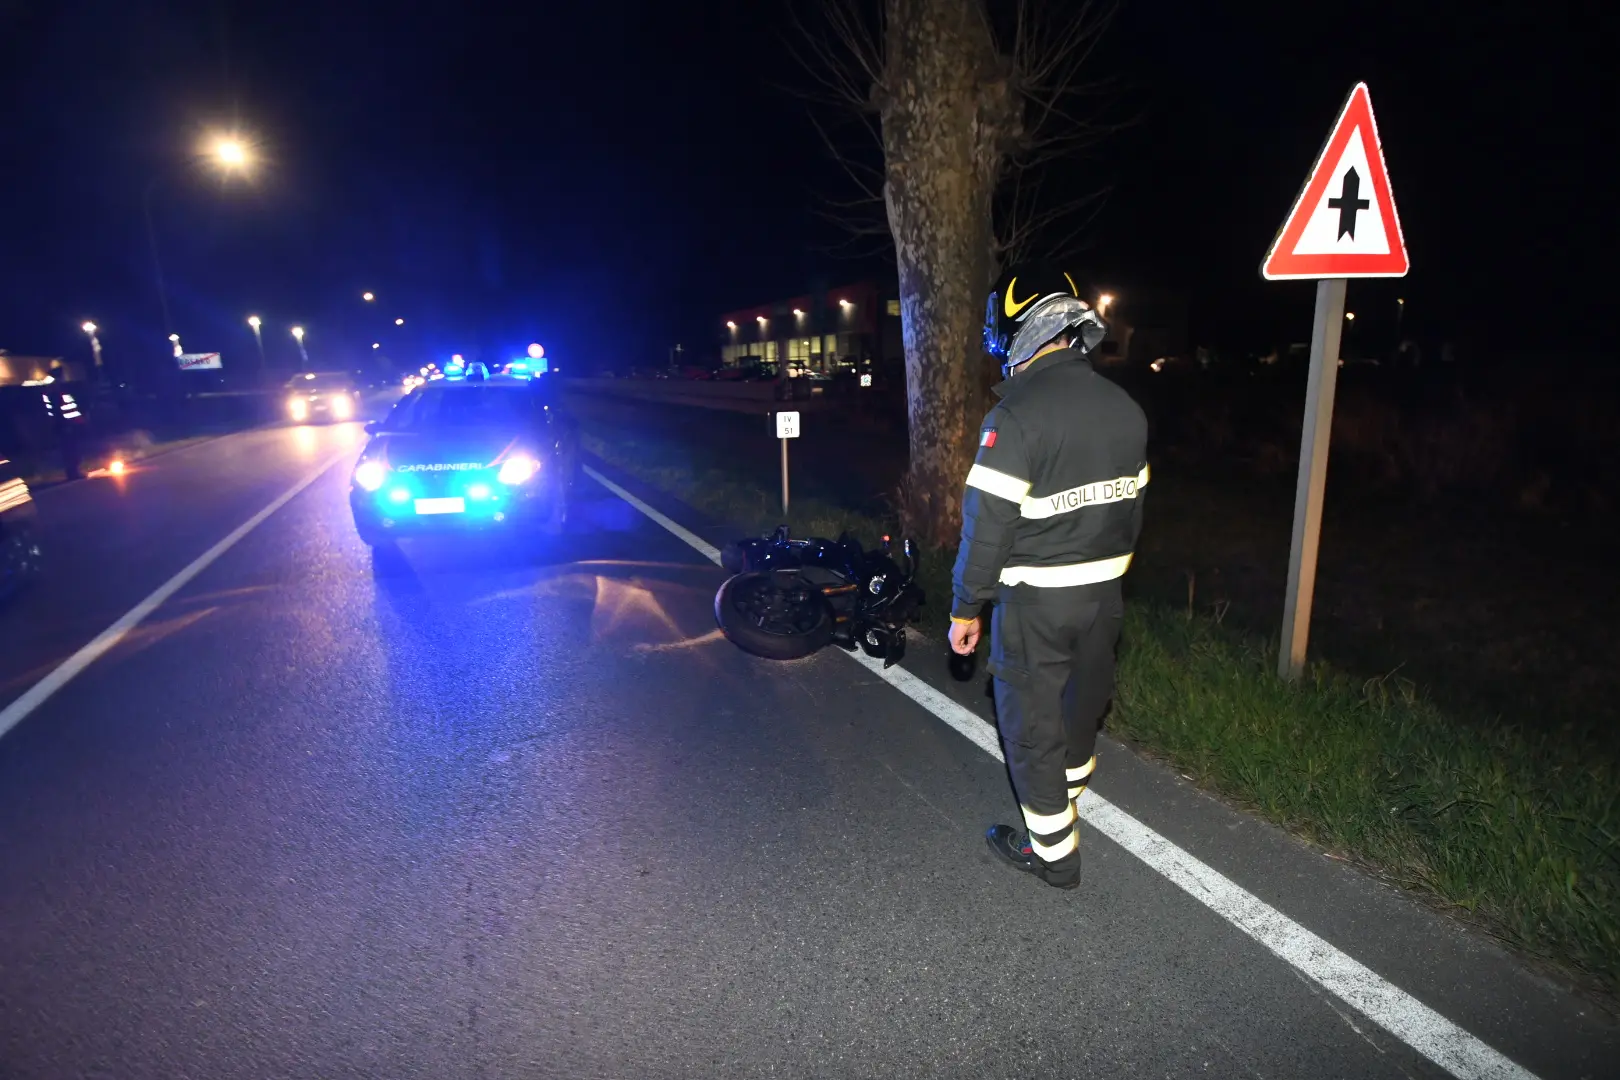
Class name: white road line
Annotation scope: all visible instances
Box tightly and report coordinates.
[592,465,1540,1080]
[583,465,723,565]
[0,450,349,743]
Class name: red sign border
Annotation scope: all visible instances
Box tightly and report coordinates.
[1261,82,1409,280]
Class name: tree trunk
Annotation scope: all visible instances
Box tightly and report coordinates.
[882,0,1013,549]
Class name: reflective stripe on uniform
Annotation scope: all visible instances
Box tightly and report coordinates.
[1028,827,1078,862]
[999,553,1133,588]
[1067,756,1097,801]
[1020,465,1150,520]
[965,463,1032,504]
[1020,802,1076,836]
[1022,801,1079,863]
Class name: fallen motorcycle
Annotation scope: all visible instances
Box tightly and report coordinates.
[715,526,925,666]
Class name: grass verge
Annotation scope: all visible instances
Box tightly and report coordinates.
[581,418,1619,998]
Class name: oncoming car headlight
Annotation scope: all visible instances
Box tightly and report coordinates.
[496,454,539,485]
[330,394,353,419]
[353,460,387,491]
[287,397,309,421]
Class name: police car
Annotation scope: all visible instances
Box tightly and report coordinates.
[348,363,578,546]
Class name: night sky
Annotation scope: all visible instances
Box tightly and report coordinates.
[0,0,1607,377]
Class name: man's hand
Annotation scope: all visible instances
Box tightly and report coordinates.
[948,616,982,656]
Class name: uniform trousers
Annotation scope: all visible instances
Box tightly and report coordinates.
[989,578,1124,882]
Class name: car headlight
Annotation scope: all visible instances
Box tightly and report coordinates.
[353,460,387,491]
[496,454,539,485]
[331,395,353,419]
[288,397,309,420]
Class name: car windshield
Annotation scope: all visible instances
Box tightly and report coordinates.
[385,386,538,431]
[288,372,355,390]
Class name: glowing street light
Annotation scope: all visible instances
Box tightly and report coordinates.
[246,315,266,374]
[527,343,545,359]
[211,136,251,171]
[290,325,304,341]
[756,315,767,325]
[1098,293,1115,314]
[1345,311,1356,321]
[145,129,257,341]
[362,291,375,302]
[81,321,103,373]
[838,299,853,310]
[792,308,805,317]
[726,320,737,330]
[394,317,404,326]
[168,332,182,358]
[372,342,381,349]
[290,325,309,370]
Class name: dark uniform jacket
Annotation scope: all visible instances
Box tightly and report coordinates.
[951,348,1149,621]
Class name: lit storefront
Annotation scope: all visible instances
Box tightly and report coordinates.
[718,282,902,376]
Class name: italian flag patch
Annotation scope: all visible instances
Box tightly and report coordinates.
[980,429,997,448]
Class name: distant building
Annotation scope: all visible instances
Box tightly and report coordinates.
[718,281,903,375]
[0,351,75,386]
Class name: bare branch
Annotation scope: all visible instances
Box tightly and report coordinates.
[784,0,885,109]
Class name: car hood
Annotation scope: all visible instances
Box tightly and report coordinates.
[367,430,528,470]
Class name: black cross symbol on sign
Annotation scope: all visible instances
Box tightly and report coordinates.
[1327,166,1371,240]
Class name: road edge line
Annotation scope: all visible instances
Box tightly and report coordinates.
[587,463,1540,1080]
[0,449,350,742]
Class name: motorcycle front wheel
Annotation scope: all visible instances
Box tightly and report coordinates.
[714,571,834,660]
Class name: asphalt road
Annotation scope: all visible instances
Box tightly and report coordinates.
[1,417,1615,1079]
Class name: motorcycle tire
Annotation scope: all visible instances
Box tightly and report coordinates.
[714,571,835,661]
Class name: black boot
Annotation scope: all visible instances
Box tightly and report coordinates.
[985,825,1081,890]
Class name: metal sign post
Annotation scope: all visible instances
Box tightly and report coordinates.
[1278,279,1346,679]
[1261,82,1409,680]
[775,410,800,516]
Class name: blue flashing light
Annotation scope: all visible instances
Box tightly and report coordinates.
[387,487,410,503]
[467,482,492,500]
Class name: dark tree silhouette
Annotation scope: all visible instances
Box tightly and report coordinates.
[795,0,1119,547]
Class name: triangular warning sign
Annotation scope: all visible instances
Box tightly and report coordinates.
[1261,83,1408,280]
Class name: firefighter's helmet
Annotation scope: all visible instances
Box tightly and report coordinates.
[983,263,1108,377]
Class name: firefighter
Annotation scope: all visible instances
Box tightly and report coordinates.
[42,362,86,481]
[948,264,1149,889]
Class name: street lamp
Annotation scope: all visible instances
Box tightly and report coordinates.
[362,291,375,302]
[372,342,381,350]
[726,320,737,330]
[1345,311,1356,321]
[81,322,103,374]
[168,332,182,358]
[211,136,250,171]
[394,317,405,326]
[1098,293,1115,315]
[290,325,309,369]
[247,315,266,376]
[143,130,258,341]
